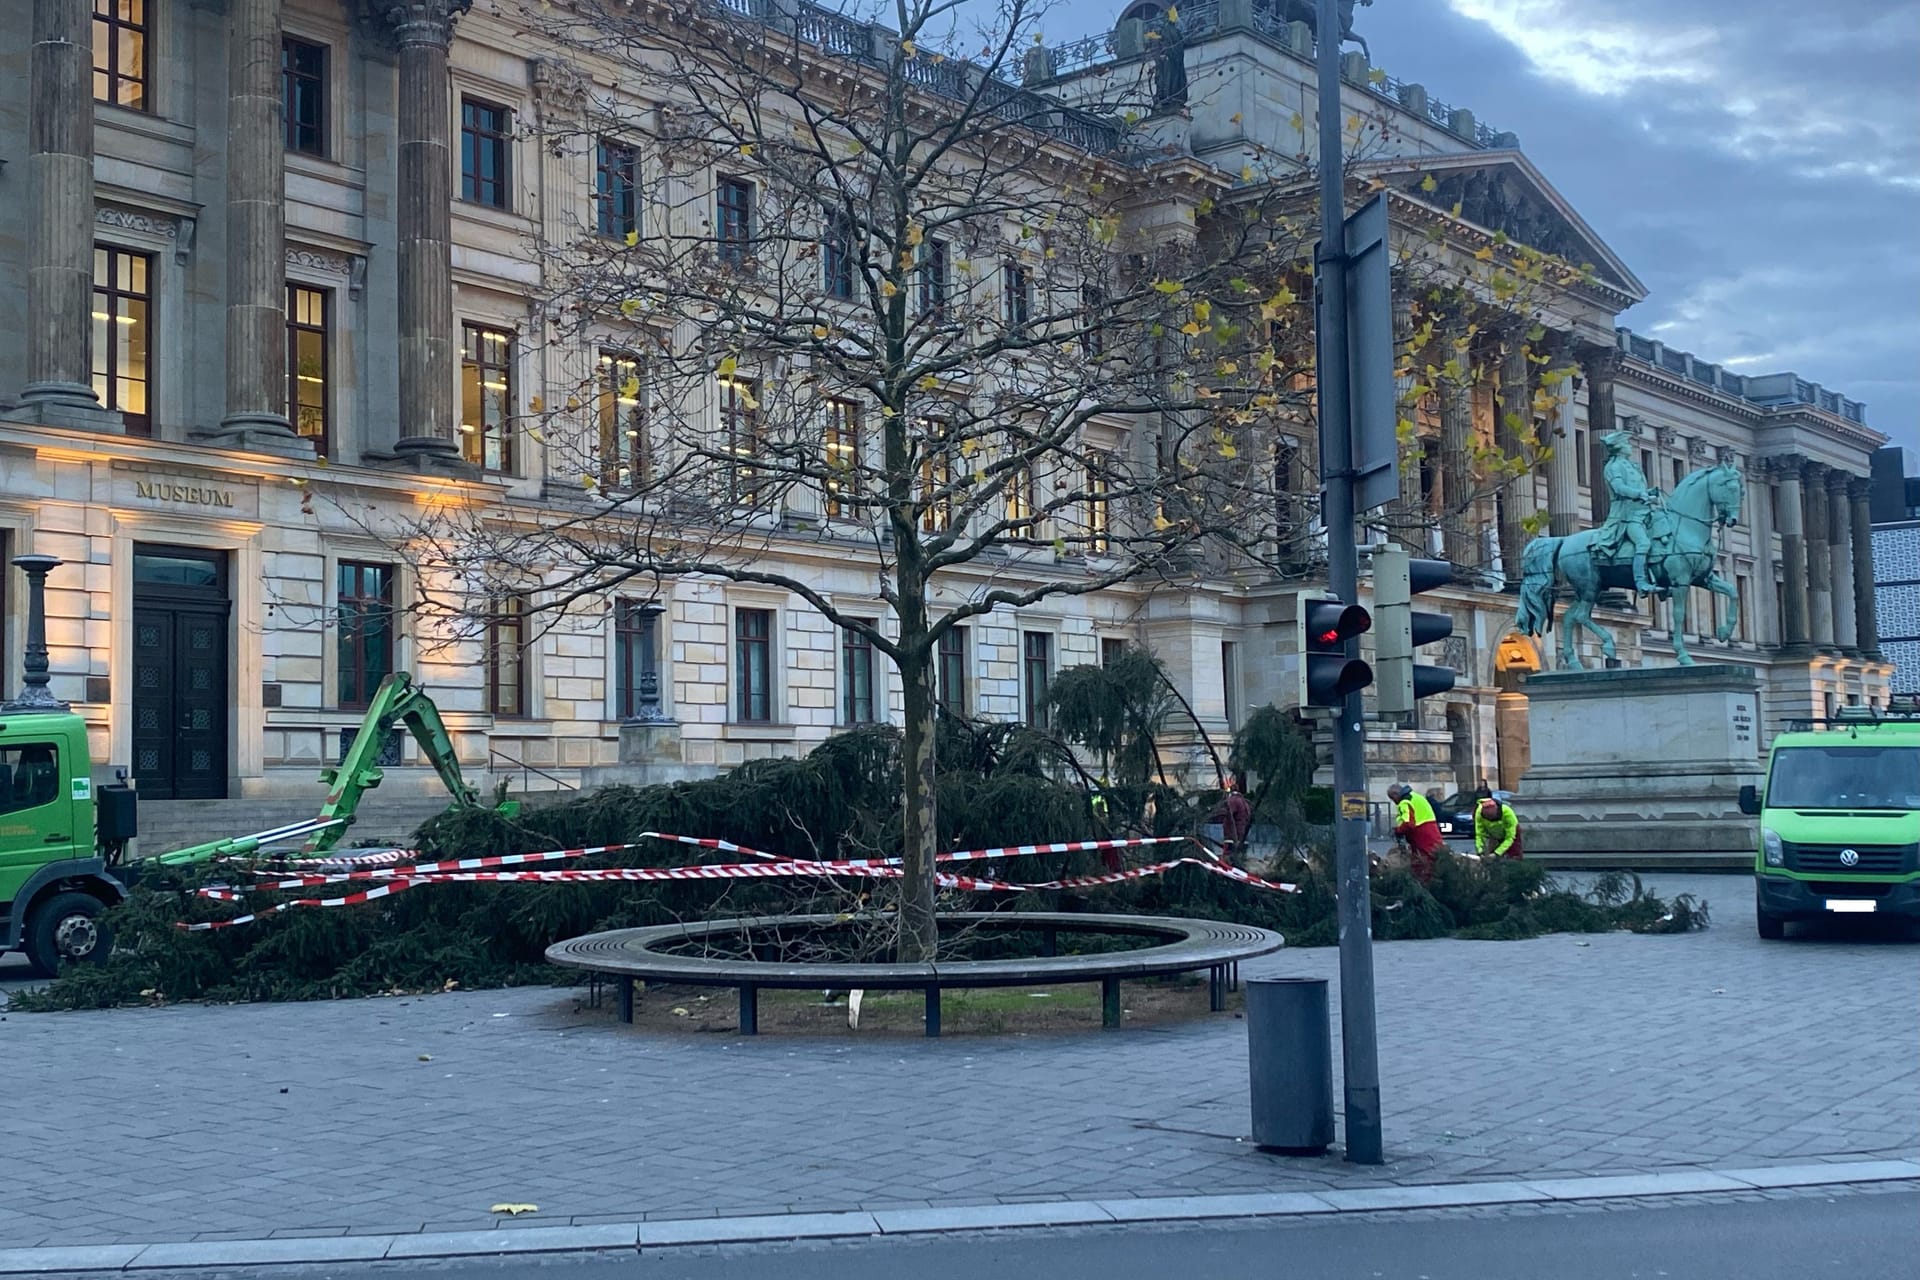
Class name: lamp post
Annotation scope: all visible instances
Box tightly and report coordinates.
[4,554,68,712]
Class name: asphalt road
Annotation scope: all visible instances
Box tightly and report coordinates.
[135,1188,1920,1280]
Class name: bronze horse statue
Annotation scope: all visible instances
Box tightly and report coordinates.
[1512,462,1745,669]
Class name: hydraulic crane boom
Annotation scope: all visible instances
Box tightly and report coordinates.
[152,673,516,867]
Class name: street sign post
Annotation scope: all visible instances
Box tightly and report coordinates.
[1312,0,1385,1167]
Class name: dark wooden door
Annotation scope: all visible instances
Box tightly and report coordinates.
[131,604,230,800]
[130,545,231,801]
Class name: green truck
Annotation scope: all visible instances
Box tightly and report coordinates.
[1739,704,1920,939]
[1,555,511,975]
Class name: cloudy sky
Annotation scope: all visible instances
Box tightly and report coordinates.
[1045,0,1920,459]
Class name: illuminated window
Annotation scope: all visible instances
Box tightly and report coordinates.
[823,398,859,517]
[1005,462,1035,536]
[597,350,646,489]
[919,444,952,533]
[1085,454,1111,553]
[93,0,149,111]
[460,323,515,473]
[719,375,764,503]
[286,284,330,457]
[488,597,527,717]
[92,246,152,436]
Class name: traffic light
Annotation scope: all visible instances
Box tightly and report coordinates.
[1297,595,1373,709]
[1372,547,1457,717]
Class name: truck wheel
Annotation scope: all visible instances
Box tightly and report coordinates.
[1756,909,1786,940]
[23,892,115,977]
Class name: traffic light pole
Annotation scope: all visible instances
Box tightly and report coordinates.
[1314,0,1384,1166]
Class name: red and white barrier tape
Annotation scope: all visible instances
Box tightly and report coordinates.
[180,842,1297,929]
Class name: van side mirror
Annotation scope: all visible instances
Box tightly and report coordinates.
[1737,784,1760,816]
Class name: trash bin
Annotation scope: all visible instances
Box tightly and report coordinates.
[1246,976,1334,1154]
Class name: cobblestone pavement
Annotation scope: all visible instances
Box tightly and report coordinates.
[2,873,1914,1249]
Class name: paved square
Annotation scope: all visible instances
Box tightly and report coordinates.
[2,874,1914,1248]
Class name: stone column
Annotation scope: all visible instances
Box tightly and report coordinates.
[1826,469,1858,653]
[382,1,473,473]
[1850,477,1881,658]
[1804,463,1835,649]
[1544,383,1581,538]
[201,0,310,456]
[1495,333,1533,585]
[1745,457,1778,645]
[1437,316,1475,568]
[17,0,113,424]
[1578,341,1622,527]
[1774,458,1811,654]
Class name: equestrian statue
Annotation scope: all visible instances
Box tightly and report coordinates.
[1512,432,1745,669]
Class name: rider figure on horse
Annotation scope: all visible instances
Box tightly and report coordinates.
[1599,430,1665,596]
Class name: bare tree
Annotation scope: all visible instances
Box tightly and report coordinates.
[373,0,1585,959]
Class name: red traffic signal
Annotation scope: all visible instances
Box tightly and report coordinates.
[1298,596,1372,708]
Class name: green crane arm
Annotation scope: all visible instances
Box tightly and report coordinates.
[301,672,490,854]
[149,673,512,868]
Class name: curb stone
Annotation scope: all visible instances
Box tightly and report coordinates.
[4,1160,1916,1274]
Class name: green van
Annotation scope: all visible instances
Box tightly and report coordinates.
[1738,707,1920,939]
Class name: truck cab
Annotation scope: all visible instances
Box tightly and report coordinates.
[0,704,130,974]
[1739,706,1920,939]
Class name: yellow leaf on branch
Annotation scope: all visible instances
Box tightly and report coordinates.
[717,355,739,378]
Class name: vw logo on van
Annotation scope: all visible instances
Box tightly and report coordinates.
[1839,848,1860,867]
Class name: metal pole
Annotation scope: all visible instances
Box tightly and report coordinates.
[1314,0,1383,1166]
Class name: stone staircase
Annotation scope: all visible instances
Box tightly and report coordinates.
[128,794,460,859]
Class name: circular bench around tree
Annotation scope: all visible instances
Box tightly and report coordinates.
[546,912,1286,1037]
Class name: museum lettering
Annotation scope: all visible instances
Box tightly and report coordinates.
[134,479,235,509]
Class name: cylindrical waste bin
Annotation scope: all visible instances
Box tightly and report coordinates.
[1246,976,1334,1154]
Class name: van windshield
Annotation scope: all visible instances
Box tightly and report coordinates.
[1766,745,1920,811]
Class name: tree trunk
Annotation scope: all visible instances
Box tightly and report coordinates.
[896,641,940,963]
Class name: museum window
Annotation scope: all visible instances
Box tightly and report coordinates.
[594,139,638,239]
[920,447,952,532]
[919,238,950,315]
[842,627,876,725]
[1735,573,1752,642]
[1101,637,1127,668]
[286,284,330,456]
[282,37,328,156]
[93,0,150,111]
[597,350,646,489]
[1022,631,1053,729]
[719,375,765,504]
[823,398,859,517]
[460,323,515,473]
[1223,641,1242,731]
[937,626,968,717]
[1081,285,1106,358]
[1004,262,1032,330]
[734,608,773,723]
[1085,454,1111,553]
[92,246,153,436]
[716,177,753,265]
[336,562,394,709]
[487,597,527,717]
[823,214,856,300]
[460,99,512,209]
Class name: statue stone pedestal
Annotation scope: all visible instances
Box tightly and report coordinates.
[1516,664,1763,867]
